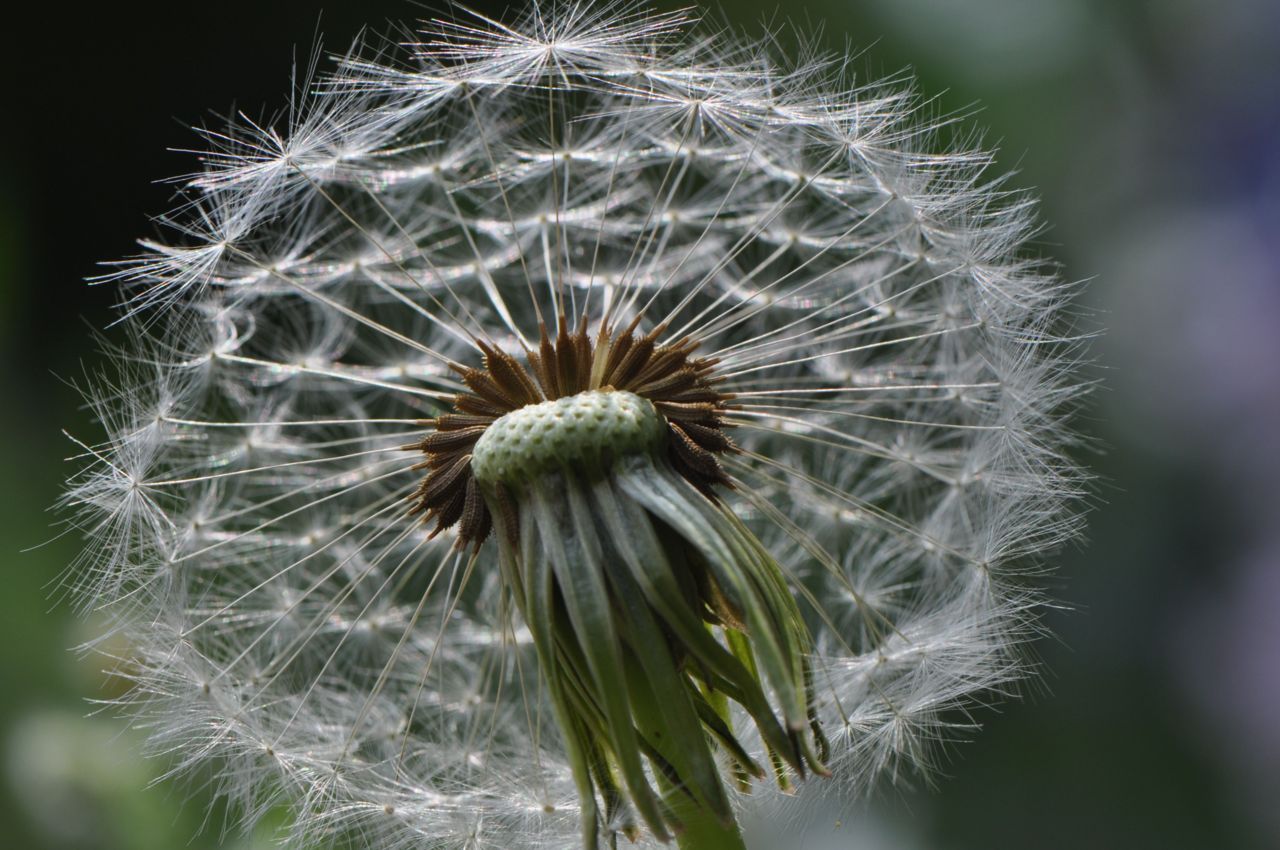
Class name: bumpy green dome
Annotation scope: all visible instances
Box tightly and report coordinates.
[471,390,666,487]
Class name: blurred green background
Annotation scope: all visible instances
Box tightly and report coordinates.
[3,1,1276,848]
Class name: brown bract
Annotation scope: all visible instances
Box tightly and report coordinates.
[407,319,737,548]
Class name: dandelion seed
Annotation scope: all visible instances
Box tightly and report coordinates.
[63,4,1087,849]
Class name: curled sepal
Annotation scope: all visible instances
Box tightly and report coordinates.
[486,454,826,847]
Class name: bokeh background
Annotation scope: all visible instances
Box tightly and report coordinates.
[2,1,1276,848]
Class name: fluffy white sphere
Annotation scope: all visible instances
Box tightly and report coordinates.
[62,4,1087,848]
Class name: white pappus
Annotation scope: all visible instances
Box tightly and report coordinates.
[61,3,1088,849]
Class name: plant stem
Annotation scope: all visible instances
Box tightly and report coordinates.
[660,782,748,850]
[673,810,748,850]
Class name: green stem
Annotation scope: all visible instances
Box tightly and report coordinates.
[659,779,748,850]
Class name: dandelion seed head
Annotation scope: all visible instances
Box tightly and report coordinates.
[62,3,1088,848]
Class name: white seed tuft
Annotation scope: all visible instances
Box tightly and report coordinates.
[59,3,1089,849]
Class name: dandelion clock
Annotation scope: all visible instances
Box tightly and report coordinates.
[62,3,1087,848]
